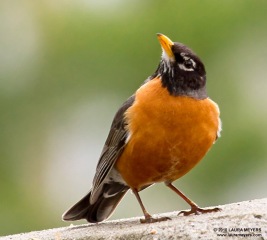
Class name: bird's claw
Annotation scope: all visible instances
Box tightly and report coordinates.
[140,216,171,224]
[178,206,221,216]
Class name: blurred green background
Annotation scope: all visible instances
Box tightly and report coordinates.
[1,0,267,236]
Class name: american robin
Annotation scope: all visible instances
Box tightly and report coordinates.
[62,33,222,224]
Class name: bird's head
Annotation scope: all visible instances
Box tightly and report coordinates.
[152,33,207,99]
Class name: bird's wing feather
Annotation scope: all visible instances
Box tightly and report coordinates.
[90,95,135,203]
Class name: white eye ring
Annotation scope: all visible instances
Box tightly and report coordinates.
[178,63,194,71]
[179,53,196,71]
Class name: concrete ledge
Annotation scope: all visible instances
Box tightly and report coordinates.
[1,198,266,240]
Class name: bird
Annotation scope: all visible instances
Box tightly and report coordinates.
[62,33,222,224]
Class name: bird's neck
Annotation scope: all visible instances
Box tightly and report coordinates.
[150,62,207,100]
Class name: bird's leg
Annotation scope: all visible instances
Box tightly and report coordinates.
[132,188,171,223]
[165,182,221,216]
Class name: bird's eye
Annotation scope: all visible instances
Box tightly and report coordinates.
[177,53,196,71]
[184,59,193,69]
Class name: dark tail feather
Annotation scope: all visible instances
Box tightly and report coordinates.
[62,185,129,223]
[62,191,92,221]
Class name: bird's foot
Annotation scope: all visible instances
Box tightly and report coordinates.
[140,215,171,224]
[178,206,221,216]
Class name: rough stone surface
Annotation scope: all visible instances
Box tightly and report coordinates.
[1,198,267,240]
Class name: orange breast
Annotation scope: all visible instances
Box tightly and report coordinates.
[115,78,220,190]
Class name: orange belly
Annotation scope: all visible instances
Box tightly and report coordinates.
[115,78,220,190]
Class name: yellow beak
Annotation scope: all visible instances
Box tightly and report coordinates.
[157,33,175,59]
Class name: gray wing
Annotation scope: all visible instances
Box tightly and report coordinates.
[90,95,135,203]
